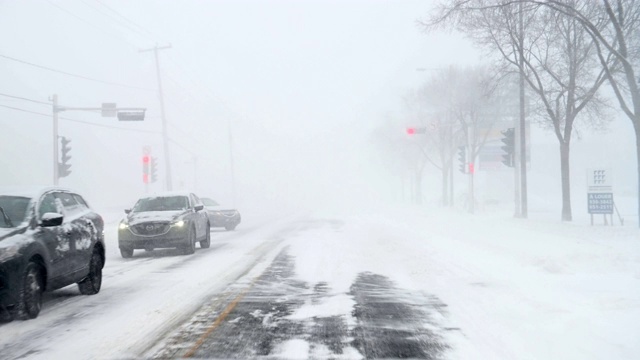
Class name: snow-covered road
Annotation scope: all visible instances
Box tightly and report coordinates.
[0,213,302,359]
[1,207,639,359]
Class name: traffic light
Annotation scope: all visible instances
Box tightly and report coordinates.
[58,136,72,178]
[458,146,466,173]
[142,155,150,184]
[150,157,158,183]
[406,127,426,135]
[501,128,515,167]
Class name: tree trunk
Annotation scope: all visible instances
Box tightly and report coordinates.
[560,141,572,221]
[636,122,640,227]
[415,170,423,205]
[441,166,448,207]
[468,171,475,214]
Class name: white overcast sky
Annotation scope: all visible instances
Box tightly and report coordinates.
[0,0,480,208]
[0,0,634,214]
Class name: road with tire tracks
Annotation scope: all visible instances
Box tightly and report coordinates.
[0,214,454,360]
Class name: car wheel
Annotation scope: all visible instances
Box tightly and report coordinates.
[224,224,236,231]
[16,261,44,320]
[200,224,211,248]
[78,251,103,295]
[120,247,134,258]
[182,227,196,255]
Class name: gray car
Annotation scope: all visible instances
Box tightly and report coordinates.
[118,192,210,258]
[0,187,105,321]
[201,197,241,231]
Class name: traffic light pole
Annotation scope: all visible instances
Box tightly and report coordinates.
[51,94,146,185]
[140,44,173,191]
[52,94,59,185]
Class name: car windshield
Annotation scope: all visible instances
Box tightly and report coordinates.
[201,198,219,207]
[132,196,189,212]
[0,196,31,228]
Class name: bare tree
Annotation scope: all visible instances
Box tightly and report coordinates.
[425,0,611,221]
[370,114,432,204]
[526,0,640,225]
[405,77,457,207]
[419,66,503,212]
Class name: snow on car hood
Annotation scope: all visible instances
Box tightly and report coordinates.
[126,210,186,225]
[0,227,22,242]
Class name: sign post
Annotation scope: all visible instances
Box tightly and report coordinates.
[587,168,613,225]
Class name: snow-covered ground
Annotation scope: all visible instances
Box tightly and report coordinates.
[1,205,639,359]
[275,206,640,359]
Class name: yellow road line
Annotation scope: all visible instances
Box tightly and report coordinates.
[182,277,261,358]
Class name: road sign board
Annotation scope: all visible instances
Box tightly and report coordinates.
[587,168,612,192]
[101,103,117,117]
[118,110,145,121]
[588,192,613,214]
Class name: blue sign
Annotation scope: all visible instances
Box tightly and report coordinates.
[588,193,613,214]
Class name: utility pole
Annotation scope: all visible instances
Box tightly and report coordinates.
[227,118,237,207]
[449,121,454,207]
[52,94,59,185]
[518,0,528,218]
[140,44,173,191]
[192,156,198,192]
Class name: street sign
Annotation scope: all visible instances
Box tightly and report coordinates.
[587,168,612,192]
[101,103,117,117]
[118,110,145,121]
[588,193,613,214]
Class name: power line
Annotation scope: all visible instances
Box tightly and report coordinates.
[80,0,156,43]
[0,104,52,118]
[45,0,140,51]
[0,104,161,135]
[0,53,153,91]
[168,138,196,157]
[167,121,202,144]
[93,0,163,43]
[0,92,50,106]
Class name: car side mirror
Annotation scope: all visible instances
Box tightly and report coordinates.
[41,212,64,227]
[124,209,131,214]
[194,204,204,211]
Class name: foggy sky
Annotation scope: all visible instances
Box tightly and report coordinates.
[1,0,635,218]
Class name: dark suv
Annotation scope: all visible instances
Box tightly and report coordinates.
[118,192,210,258]
[0,187,105,321]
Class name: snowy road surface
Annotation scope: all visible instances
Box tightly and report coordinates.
[1,207,639,359]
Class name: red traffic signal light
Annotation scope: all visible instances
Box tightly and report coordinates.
[406,127,426,135]
[142,155,150,184]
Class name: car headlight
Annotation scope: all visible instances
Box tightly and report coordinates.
[119,221,129,230]
[172,220,185,227]
[0,245,20,262]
